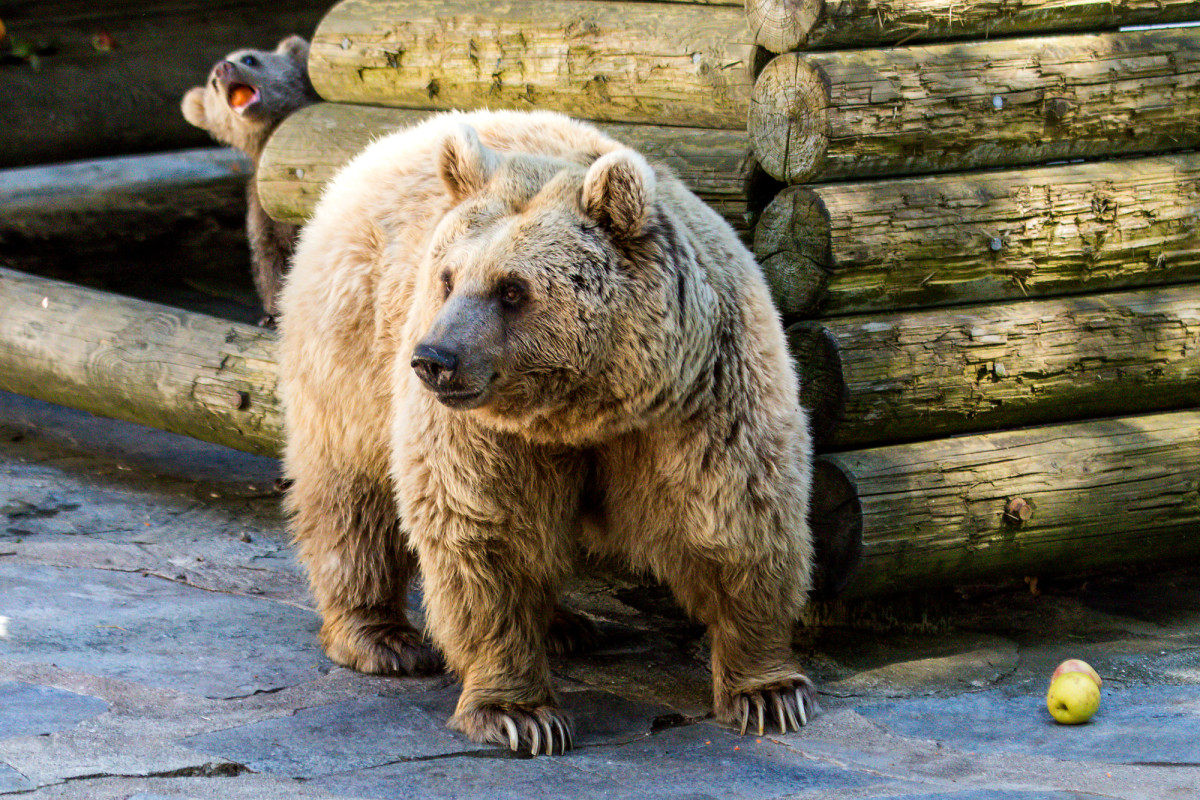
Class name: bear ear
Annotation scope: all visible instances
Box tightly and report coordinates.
[181,87,208,129]
[582,149,655,240]
[439,123,501,201]
[275,35,309,64]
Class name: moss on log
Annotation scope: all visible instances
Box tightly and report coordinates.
[258,102,762,238]
[750,28,1200,184]
[308,0,755,129]
[811,284,1200,448]
[0,268,281,457]
[754,153,1200,317]
[820,410,1200,597]
[747,0,1200,53]
[0,0,328,168]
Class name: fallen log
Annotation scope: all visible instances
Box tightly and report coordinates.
[820,410,1200,597]
[308,0,755,129]
[746,0,1200,53]
[0,0,328,168]
[0,148,253,292]
[750,28,1200,184]
[258,102,763,238]
[812,284,1200,448]
[0,268,280,457]
[753,153,1200,317]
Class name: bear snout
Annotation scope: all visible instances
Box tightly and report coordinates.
[215,61,237,83]
[412,343,459,388]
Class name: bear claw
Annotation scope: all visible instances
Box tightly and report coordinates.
[454,704,574,756]
[322,618,443,676]
[734,676,819,736]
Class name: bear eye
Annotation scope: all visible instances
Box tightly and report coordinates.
[498,280,527,309]
[440,271,453,299]
[241,54,260,67]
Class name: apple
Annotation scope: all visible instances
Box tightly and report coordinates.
[1046,672,1100,724]
[1051,659,1102,689]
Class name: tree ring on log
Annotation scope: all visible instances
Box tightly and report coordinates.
[749,54,829,184]
[754,185,832,316]
[745,0,825,54]
[808,457,863,599]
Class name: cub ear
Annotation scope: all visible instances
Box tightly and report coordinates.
[181,87,208,129]
[275,35,309,64]
[439,123,500,201]
[582,149,655,239]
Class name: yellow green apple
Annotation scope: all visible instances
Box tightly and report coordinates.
[1046,672,1101,724]
[1051,659,1102,689]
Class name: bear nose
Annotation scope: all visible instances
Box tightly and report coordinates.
[411,344,459,388]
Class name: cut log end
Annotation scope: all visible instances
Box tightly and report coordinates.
[749,54,829,185]
[745,0,825,53]
[787,321,847,452]
[808,458,863,599]
[754,186,832,316]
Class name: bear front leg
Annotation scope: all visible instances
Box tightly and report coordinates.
[417,539,574,755]
[660,556,819,736]
[287,471,441,676]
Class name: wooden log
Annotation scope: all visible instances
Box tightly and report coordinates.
[0,0,328,168]
[307,0,755,129]
[819,410,1200,597]
[0,268,281,457]
[808,284,1200,448]
[754,153,1200,317]
[257,102,763,238]
[747,0,1200,53]
[0,148,254,291]
[750,29,1200,184]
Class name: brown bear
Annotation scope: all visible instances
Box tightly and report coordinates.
[181,35,318,326]
[277,109,817,755]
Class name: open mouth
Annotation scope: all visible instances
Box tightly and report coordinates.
[226,82,260,114]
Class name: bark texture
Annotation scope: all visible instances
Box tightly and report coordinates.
[823,410,1200,596]
[750,29,1200,184]
[0,0,328,168]
[0,268,281,457]
[308,0,756,129]
[754,153,1200,317]
[257,102,761,237]
[811,284,1200,448]
[747,0,1200,52]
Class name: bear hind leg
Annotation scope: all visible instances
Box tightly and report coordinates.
[289,472,441,676]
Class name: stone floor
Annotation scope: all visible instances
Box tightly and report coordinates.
[1,388,1197,799]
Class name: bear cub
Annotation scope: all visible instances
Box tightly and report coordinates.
[278,110,818,756]
[182,35,318,326]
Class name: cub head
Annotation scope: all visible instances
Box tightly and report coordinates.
[181,35,316,158]
[410,124,679,444]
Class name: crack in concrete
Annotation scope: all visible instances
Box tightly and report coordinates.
[1,761,249,796]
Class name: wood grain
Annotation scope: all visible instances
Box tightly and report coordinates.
[750,29,1200,183]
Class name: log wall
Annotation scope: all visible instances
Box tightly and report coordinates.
[0,0,329,168]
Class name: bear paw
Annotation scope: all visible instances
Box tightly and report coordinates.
[452,703,574,756]
[321,618,443,676]
[546,606,601,655]
[732,675,820,736]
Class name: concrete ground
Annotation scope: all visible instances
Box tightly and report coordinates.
[1,388,1197,800]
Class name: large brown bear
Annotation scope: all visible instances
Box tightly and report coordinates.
[277,110,816,755]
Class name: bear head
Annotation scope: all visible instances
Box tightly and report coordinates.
[410,124,689,444]
[181,35,316,159]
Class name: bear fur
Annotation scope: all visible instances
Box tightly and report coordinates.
[181,35,318,325]
[277,109,816,754]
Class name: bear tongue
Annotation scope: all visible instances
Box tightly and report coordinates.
[228,84,259,111]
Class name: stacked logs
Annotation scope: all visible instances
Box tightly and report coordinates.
[746,2,1200,595]
[248,0,1200,595]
